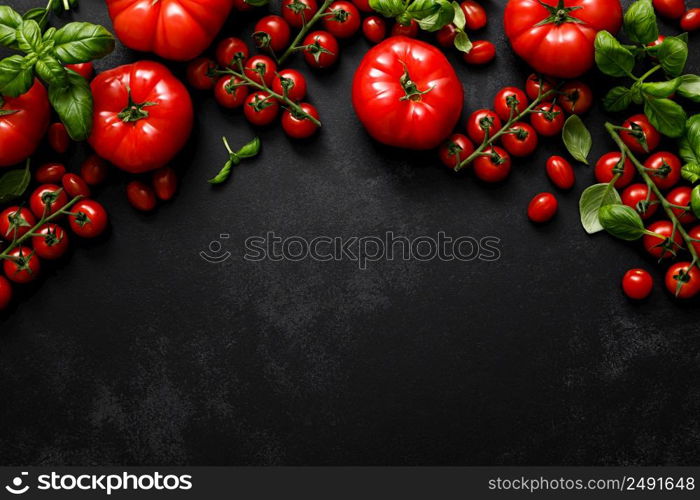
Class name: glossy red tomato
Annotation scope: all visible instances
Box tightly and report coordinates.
[0,276,11,310]
[323,1,361,38]
[62,173,91,198]
[391,20,419,37]
[35,163,66,184]
[665,262,700,298]
[473,147,512,182]
[644,152,681,190]
[525,73,556,101]
[282,103,320,139]
[66,62,94,80]
[460,0,487,30]
[244,55,277,86]
[688,225,700,256]
[621,114,660,154]
[493,87,529,121]
[32,223,69,260]
[467,109,502,144]
[80,154,109,186]
[652,0,685,19]
[666,186,696,225]
[501,122,538,157]
[362,16,387,44]
[527,192,558,223]
[462,40,496,64]
[48,122,70,153]
[545,156,575,190]
[594,152,635,188]
[126,181,157,212]
[186,57,217,90]
[106,0,233,61]
[351,0,372,11]
[352,37,463,150]
[439,134,475,169]
[303,31,340,68]
[253,15,292,53]
[436,24,458,48]
[282,0,319,28]
[621,269,653,300]
[643,220,683,259]
[530,103,564,136]
[647,34,666,49]
[621,183,658,220]
[152,167,178,201]
[559,80,593,114]
[214,77,249,109]
[0,80,49,167]
[215,37,250,67]
[0,207,36,240]
[272,70,307,102]
[681,8,700,31]
[89,61,193,173]
[29,184,68,218]
[68,200,108,238]
[3,246,40,284]
[243,92,280,126]
[504,0,623,78]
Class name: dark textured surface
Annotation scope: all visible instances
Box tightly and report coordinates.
[1,0,700,466]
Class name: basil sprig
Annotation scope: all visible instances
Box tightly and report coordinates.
[370,0,459,40]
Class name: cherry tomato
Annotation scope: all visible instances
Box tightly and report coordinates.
[439,134,475,169]
[68,199,108,238]
[502,122,538,157]
[362,16,386,44]
[243,92,280,126]
[530,102,564,136]
[621,269,653,300]
[323,1,361,38]
[527,192,558,223]
[436,24,458,48]
[32,223,69,260]
[214,76,249,109]
[666,186,696,225]
[647,34,665,49]
[0,276,11,310]
[3,246,40,284]
[48,122,70,153]
[643,220,683,259]
[80,154,109,186]
[559,80,593,114]
[232,0,254,11]
[493,87,529,121]
[244,55,277,86]
[351,0,372,12]
[621,114,660,154]
[282,103,320,139]
[621,183,658,220]
[473,147,511,183]
[665,262,700,299]
[126,181,157,212]
[215,37,250,67]
[272,69,307,102]
[644,151,682,190]
[29,184,68,218]
[152,167,178,201]
[186,57,217,90]
[66,62,94,80]
[681,8,700,31]
[545,156,575,190]
[652,0,685,19]
[282,0,319,28]
[302,31,340,68]
[62,173,91,199]
[460,0,487,30]
[0,207,36,241]
[0,79,49,167]
[525,73,556,101]
[688,225,700,256]
[35,162,66,184]
[462,40,495,65]
[391,20,419,37]
[594,152,635,188]
[467,109,502,144]
[253,15,292,53]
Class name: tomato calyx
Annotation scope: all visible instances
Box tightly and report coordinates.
[248,93,276,112]
[5,210,31,239]
[508,126,529,141]
[71,209,92,228]
[398,68,433,102]
[481,150,507,165]
[287,0,311,14]
[117,88,158,123]
[672,267,693,297]
[7,248,35,276]
[252,31,273,49]
[647,160,672,179]
[328,7,349,22]
[447,141,464,159]
[302,39,335,63]
[533,105,561,122]
[535,0,584,26]
[38,225,64,247]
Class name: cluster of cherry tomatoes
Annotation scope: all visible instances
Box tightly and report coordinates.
[653,0,700,32]
[434,0,496,65]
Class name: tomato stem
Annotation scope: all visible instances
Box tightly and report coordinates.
[278,0,334,65]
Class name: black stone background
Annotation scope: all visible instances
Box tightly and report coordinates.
[1,0,700,465]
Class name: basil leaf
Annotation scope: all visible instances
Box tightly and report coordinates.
[692,186,700,218]
[452,1,465,29]
[657,36,687,77]
[603,86,632,112]
[454,30,471,53]
[599,204,645,241]
[562,115,592,164]
[237,137,261,158]
[677,74,700,102]
[679,115,700,164]
[48,71,93,141]
[0,162,30,204]
[643,97,686,138]
[623,0,658,45]
[594,30,635,77]
[642,78,679,98]
[35,55,67,88]
[15,19,41,53]
[407,0,437,18]
[0,6,22,48]
[0,55,34,97]
[681,163,700,184]
[416,0,454,32]
[52,22,115,64]
[579,183,622,234]
[244,0,269,6]
[369,0,405,18]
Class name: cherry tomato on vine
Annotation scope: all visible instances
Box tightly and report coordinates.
[688,225,700,256]
[391,20,419,37]
[493,87,529,121]
[152,167,178,201]
[323,1,361,38]
[527,192,558,223]
[0,207,36,240]
[545,156,575,190]
[48,122,70,153]
[643,220,683,259]
[351,0,372,12]
[525,73,556,101]
[66,62,94,80]
[530,103,564,137]
[665,262,700,299]
[0,79,49,167]
[253,15,292,53]
[214,76,249,109]
[282,103,320,139]
[244,55,277,86]
[559,80,593,114]
[644,151,682,190]
[467,109,502,144]
[80,154,109,186]
[647,34,665,49]
[186,57,217,90]
[460,0,487,30]
[462,40,495,65]
[666,186,697,225]
[68,200,108,238]
[302,31,339,68]
[282,0,319,28]
[29,184,68,218]
[652,0,685,19]
[272,69,307,102]
[126,181,157,212]
[0,276,11,310]
[621,183,658,220]
[362,16,386,44]
[594,152,635,188]
[62,173,91,199]
[621,269,653,300]
[35,163,66,184]
[681,8,700,31]
[473,147,511,183]
[501,122,538,157]
[439,134,475,169]
[243,92,280,126]
[621,114,660,154]
[3,246,40,284]
[32,223,69,260]
[436,24,458,48]
[215,37,250,68]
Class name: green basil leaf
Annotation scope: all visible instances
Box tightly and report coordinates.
[677,74,700,102]
[452,0,465,29]
[453,30,471,53]
[416,0,454,31]
[562,115,592,165]
[643,97,686,138]
[603,86,632,112]
[679,115,700,164]
[48,70,93,141]
[35,55,67,88]
[244,0,269,6]
[237,137,261,158]
[407,0,437,18]
[681,163,700,183]
[623,0,658,45]
[0,6,23,48]
[369,0,406,18]
[642,78,680,98]
[0,162,31,204]
[0,55,34,97]
[15,19,41,53]
[594,30,635,77]
[599,204,645,241]
[22,7,48,30]
[691,186,700,218]
[52,22,115,64]
[579,183,622,234]
[657,36,687,77]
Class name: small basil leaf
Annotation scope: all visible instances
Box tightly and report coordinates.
[657,36,688,77]
[579,183,622,234]
[603,86,632,112]
[416,0,454,32]
[53,22,115,64]
[35,55,67,88]
[562,115,592,165]
[594,30,635,77]
[0,6,23,48]
[642,78,680,98]
[237,137,261,158]
[453,30,471,53]
[643,97,686,138]
[677,74,700,102]
[681,163,700,184]
[623,0,658,45]
[679,115,700,165]
[599,204,645,241]
[369,0,406,18]
[0,55,34,97]
[407,0,437,18]
[23,7,48,30]
[48,71,93,141]
[691,186,700,218]
[452,1,465,29]
[15,19,41,53]
[0,162,31,204]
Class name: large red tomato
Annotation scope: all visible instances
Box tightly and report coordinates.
[352,36,463,150]
[88,61,193,173]
[504,0,623,78]
[0,80,50,167]
[106,0,234,61]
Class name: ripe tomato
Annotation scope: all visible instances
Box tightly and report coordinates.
[473,147,511,182]
[460,0,487,30]
[688,225,700,256]
[621,269,653,300]
[643,220,683,259]
[665,262,700,299]
[351,0,372,12]
[644,152,681,190]
[62,173,91,199]
[0,207,36,240]
[621,183,658,220]
[525,73,556,101]
[244,92,280,126]
[559,80,593,114]
[392,20,419,37]
[282,0,319,28]
[530,103,564,136]
[594,152,635,188]
[323,1,361,38]
[89,61,194,173]
[126,181,157,212]
[244,55,277,86]
[493,87,529,121]
[436,24,458,48]
[35,163,66,184]
[253,15,292,53]
[647,34,665,49]
[352,37,463,150]
[666,186,696,225]
[3,247,40,284]
[439,134,475,169]
[106,0,233,61]
[272,70,307,102]
[504,0,623,78]
[652,0,685,19]
[467,109,502,144]
[30,184,68,218]
[621,114,660,154]
[363,16,387,44]
[80,154,109,186]
[282,103,320,139]
[215,37,250,68]
[32,223,69,260]
[527,192,558,223]
[502,122,538,157]
[48,122,70,154]
[545,156,575,190]
[681,8,700,31]
[214,77,249,109]
[462,40,496,64]
[0,80,50,167]
[66,62,94,80]
[152,167,178,201]
[303,31,340,68]
[186,57,217,90]
[68,199,108,238]
[0,276,11,310]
